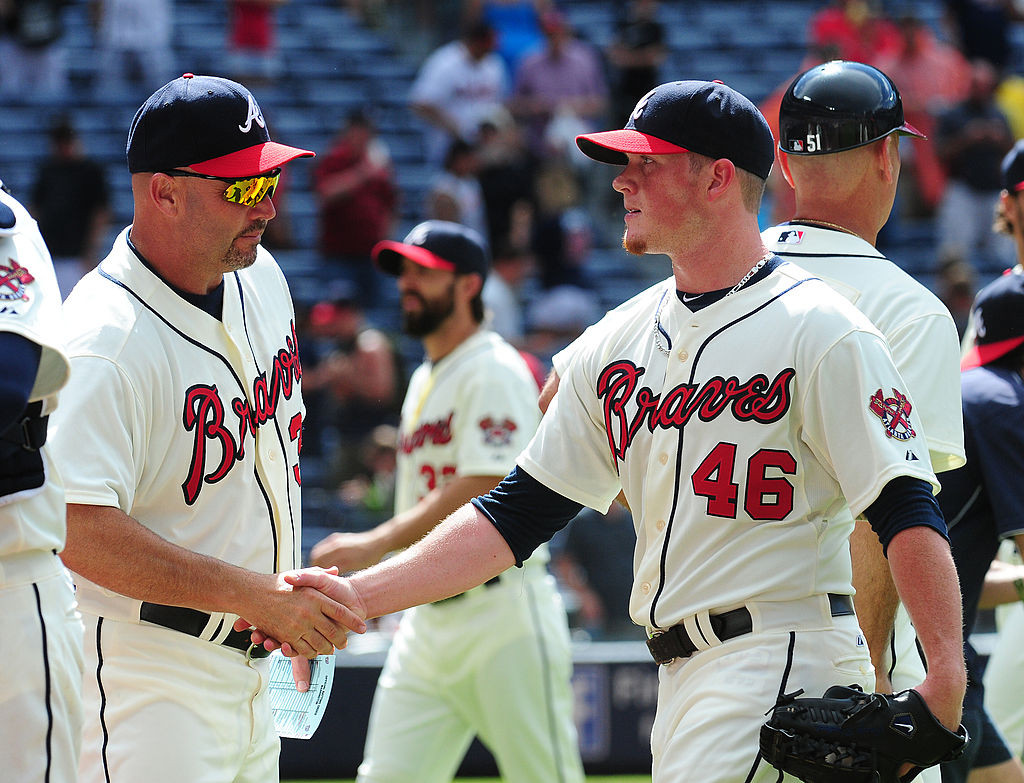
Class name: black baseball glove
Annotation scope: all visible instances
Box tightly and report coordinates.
[759,684,969,782]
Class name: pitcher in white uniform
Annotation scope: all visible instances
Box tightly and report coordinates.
[261,79,968,783]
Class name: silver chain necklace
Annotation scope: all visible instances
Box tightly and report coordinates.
[652,253,772,356]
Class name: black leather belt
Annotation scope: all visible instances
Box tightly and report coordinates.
[646,593,855,665]
[139,602,271,658]
[433,575,501,605]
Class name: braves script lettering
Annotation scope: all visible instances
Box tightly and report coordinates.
[181,323,302,504]
[400,413,454,454]
[597,360,795,460]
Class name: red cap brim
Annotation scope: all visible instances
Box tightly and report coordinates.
[372,240,457,275]
[961,334,1024,370]
[576,129,688,164]
[897,121,926,141]
[191,141,314,177]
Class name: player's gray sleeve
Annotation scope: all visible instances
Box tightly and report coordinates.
[472,465,584,566]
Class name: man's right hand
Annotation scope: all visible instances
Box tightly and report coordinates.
[233,567,367,658]
[310,530,386,573]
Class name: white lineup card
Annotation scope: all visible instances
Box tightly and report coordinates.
[268,652,335,739]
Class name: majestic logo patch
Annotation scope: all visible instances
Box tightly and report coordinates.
[238,93,266,133]
[0,258,34,302]
[869,388,916,441]
[479,416,517,446]
[776,229,804,245]
[597,360,795,461]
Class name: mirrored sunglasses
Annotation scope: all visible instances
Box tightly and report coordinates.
[160,168,281,207]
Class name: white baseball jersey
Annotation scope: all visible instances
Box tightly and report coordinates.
[0,185,83,783]
[53,228,304,621]
[50,227,303,783]
[359,328,584,783]
[409,40,509,165]
[523,262,937,632]
[395,329,539,515]
[763,224,964,474]
[764,225,964,783]
[0,186,71,557]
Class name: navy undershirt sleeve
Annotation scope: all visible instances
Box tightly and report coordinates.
[0,332,41,433]
[862,475,949,556]
[471,465,584,566]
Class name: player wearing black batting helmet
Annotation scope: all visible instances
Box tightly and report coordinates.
[764,60,967,782]
[779,60,924,156]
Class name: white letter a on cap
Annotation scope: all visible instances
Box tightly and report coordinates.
[238,94,266,133]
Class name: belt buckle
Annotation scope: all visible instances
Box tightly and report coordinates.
[646,631,670,666]
[245,641,271,661]
[646,626,686,666]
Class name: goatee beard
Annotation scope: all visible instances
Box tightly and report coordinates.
[223,220,267,271]
[622,229,646,257]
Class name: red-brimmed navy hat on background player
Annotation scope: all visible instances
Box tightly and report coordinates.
[373,220,490,278]
[1001,140,1024,192]
[126,73,314,176]
[574,80,776,180]
[961,270,1024,370]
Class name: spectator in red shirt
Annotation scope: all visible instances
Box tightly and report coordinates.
[808,0,901,65]
[875,14,971,214]
[314,110,399,306]
[226,0,286,85]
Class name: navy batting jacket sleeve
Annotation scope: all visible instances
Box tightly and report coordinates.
[472,465,584,566]
[863,475,949,555]
[0,332,41,433]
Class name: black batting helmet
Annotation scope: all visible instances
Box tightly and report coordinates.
[778,60,924,155]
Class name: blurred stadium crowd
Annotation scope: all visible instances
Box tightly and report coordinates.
[4,0,1024,641]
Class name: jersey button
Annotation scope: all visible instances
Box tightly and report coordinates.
[677,349,688,361]
[658,452,669,465]
[641,582,651,594]
[656,519,666,531]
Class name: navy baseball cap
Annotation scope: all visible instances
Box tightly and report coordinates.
[1001,140,1024,192]
[127,73,313,176]
[373,221,490,277]
[576,80,775,180]
[962,270,1024,369]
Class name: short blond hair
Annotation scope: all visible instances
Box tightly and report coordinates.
[687,153,767,213]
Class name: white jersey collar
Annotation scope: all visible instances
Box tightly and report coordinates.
[764,222,885,259]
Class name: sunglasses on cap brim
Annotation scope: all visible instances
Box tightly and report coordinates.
[159,168,281,207]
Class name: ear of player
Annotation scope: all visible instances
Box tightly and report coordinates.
[779,60,925,156]
[760,684,969,782]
